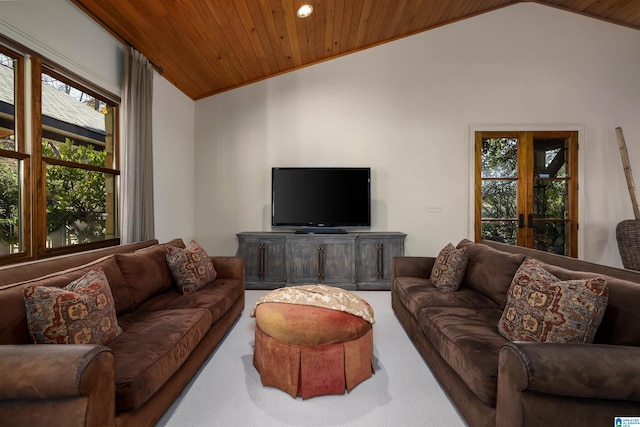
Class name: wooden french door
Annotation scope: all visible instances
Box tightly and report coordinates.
[475,131,578,257]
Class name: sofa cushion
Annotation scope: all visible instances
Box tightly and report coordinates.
[419,306,507,406]
[431,243,469,292]
[24,268,122,345]
[457,239,525,307]
[134,278,244,325]
[115,244,176,308]
[498,258,609,344]
[108,307,212,412]
[393,277,498,314]
[166,240,217,293]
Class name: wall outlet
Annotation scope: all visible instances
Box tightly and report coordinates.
[427,203,443,213]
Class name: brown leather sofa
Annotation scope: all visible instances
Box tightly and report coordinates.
[0,239,245,427]
[392,239,640,427]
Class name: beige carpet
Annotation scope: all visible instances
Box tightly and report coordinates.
[156,290,467,427]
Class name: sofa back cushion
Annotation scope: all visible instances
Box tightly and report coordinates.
[457,239,525,307]
[115,239,185,308]
[0,240,157,286]
[0,255,131,345]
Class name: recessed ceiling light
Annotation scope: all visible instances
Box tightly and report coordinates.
[296,4,313,18]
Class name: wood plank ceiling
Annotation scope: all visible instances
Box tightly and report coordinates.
[70,0,640,100]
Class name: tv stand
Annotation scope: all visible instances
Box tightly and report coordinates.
[236,231,406,291]
[295,228,347,234]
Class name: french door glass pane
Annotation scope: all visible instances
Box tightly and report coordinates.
[533,180,568,218]
[0,157,21,255]
[482,138,517,178]
[481,221,516,245]
[533,221,567,255]
[481,180,517,219]
[533,138,567,178]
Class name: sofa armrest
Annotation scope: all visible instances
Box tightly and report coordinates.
[497,341,640,426]
[211,256,245,281]
[392,256,435,279]
[0,344,115,426]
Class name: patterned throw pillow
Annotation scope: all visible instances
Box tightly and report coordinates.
[430,243,469,292]
[498,258,608,344]
[166,240,217,293]
[24,268,123,345]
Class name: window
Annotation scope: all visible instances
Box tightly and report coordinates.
[0,40,120,265]
[475,131,578,257]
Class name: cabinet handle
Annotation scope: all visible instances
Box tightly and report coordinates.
[317,244,325,281]
[528,213,533,229]
[259,243,265,279]
[376,242,384,278]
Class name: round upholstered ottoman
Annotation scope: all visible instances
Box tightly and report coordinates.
[250,285,374,399]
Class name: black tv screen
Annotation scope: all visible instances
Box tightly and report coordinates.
[272,167,371,231]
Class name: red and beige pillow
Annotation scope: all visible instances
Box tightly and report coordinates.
[498,258,608,344]
[166,240,217,293]
[23,268,122,345]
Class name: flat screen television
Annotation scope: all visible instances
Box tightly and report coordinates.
[272,167,371,233]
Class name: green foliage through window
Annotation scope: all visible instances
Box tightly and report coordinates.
[43,139,108,248]
[0,157,20,254]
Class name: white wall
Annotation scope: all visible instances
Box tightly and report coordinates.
[152,75,196,243]
[194,3,640,267]
[0,0,121,95]
[0,0,197,245]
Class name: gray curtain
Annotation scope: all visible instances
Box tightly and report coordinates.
[120,46,154,243]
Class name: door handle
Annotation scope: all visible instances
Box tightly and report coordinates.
[259,243,265,279]
[518,214,525,228]
[376,242,384,278]
[317,245,325,281]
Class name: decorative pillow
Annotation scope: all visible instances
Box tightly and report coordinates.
[498,258,608,344]
[23,268,122,345]
[166,240,217,293]
[430,243,469,292]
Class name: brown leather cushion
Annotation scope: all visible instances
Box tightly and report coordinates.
[255,302,371,346]
[393,277,499,313]
[115,241,184,308]
[419,306,507,406]
[135,278,244,325]
[109,307,211,412]
[457,239,525,307]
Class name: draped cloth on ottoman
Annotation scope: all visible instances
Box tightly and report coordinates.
[250,285,375,399]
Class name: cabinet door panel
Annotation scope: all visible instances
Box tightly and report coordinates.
[322,239,355,284]
[236,234,286,289]
[287,239,320,284]
[264,241,286,281]
[355,239,379,283]
[355,236,405,290]
[236,237,262,281]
